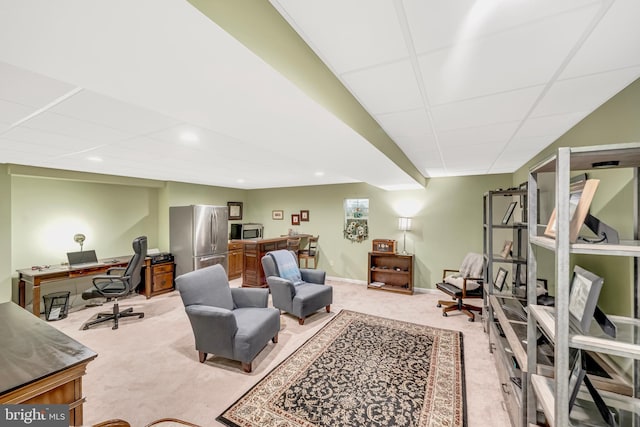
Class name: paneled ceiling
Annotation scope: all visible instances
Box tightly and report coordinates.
[1,0,639,189]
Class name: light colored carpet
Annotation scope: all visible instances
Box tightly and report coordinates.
[50,279,511,427]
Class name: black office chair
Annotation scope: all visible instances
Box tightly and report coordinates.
[81,236,147,330]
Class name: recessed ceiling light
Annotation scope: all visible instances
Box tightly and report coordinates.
[179,131,199,143]
[314,171,324,177]
[237,179,245,183]
[87,156,103,162]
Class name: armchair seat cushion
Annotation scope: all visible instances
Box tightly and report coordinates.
[443,274,481,291]
[292,283,333,318]
[233,307,281,363]
[437,281,483,298]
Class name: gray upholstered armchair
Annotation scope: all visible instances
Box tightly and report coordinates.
[175,264,280,373]
[261,250,332,325]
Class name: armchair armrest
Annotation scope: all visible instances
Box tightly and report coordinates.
[185,305,238,343]
[231,288,269,308]
[442,268,460,280]
[300,269,326,284]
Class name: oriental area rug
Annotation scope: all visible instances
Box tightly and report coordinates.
[217,310,466,427]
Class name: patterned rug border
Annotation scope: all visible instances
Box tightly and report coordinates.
[217,309,467,427]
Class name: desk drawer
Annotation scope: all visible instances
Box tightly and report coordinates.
[152,263,173,274]
[153,272,174,292]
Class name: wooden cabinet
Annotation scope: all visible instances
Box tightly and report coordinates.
[141,259,175,298]
[241,238,288,288]
[228,241,243,280]
[0,302,97,426]
[367,252,413,294]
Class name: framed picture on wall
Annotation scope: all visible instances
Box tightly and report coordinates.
[227,202,243,220]
[272,210,284,220]
[300,210,309,221]
[291,214,300,225]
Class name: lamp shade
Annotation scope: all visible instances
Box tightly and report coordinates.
[398,217,412,231]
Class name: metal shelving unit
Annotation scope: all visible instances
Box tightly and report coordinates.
[526,143,640,427]
[484,189,534,427]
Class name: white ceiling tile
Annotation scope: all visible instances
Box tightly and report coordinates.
[2,126,104,153]
[437,121,519,147]
[0,61,77,108]
[515,112,588,140]
[0,99,34,127]
[20,112,130,143]
[271,0,408,74]
[419,3,601,106]
[561,0,640,78]
[374,109,434,138]
[403,0,601,54]
[534,67,640,117]
[431,86,542,131]
[49,90,181,135]
[341,60,423,115]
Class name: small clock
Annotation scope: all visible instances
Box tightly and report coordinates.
[372,239,396,253]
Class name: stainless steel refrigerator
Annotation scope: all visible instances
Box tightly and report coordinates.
[169,205,228,278]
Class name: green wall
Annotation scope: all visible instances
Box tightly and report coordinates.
[514,77,640,316]
[1,165,511,305]
[0,165,11,302]
[247,175,510,287]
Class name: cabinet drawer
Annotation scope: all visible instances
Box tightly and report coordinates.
[152,263,173,274]
[153,273,174,291]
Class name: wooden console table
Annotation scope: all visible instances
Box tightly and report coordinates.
[0,302,97,426]
[17,256,130,317]
[236,237,288,288]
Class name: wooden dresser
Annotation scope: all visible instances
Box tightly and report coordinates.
[0,302,97,426]
[238,237,288,288]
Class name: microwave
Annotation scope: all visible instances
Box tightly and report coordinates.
[230,223,264,240]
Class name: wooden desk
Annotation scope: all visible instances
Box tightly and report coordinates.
[17,256,130,317]
[235,237,288,288]
[0,302,97,426]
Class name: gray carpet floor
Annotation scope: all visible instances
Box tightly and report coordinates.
[49,278,511,427]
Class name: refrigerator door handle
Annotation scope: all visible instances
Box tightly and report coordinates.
[214,210,218,252]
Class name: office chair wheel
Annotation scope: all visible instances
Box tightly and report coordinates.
[437,303,441,308]
[468,317,474,322]
[139,313,144,318]
[442,312,447,317]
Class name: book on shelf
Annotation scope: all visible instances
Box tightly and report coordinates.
[370,281,385,288]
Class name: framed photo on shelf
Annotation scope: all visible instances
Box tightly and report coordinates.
[272,210,284,220]
[227,202,243,220]
[568,349,587,411]
[501,201,518,224]
[300,210,309,221]
[494,267,508,292]
[544,177,600,243]
[568,265,604,333]
[291,214,300,225]
[499,240,513,258]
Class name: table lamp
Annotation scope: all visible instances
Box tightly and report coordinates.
[74,233,86,251]
[398,217,412,254]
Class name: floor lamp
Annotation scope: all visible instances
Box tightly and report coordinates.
[398,217,412,255]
